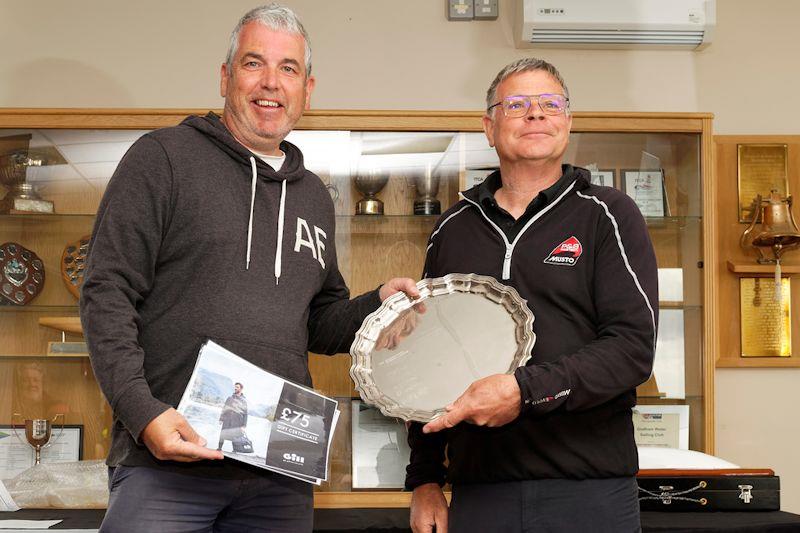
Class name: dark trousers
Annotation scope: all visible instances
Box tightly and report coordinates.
[449,477,641,533]
[101,465,313,533]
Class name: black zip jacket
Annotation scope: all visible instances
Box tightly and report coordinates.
[406,167,658,488]
[81,113,380,479]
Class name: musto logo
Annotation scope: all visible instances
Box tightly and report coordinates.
[283,452,305,465]
[543,236,583,267]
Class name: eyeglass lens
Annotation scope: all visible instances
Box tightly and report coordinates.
[503,95,567,117]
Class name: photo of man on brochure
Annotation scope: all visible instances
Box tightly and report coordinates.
[180,345,284,466]
[217,382,251,453]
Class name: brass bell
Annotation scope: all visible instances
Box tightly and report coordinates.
[741,190,800,264]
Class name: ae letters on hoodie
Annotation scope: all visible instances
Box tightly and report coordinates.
[294,217,327,269]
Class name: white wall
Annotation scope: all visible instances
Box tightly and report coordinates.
[1,0,798,513]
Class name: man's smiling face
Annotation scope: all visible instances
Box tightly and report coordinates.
[220,22,315,155]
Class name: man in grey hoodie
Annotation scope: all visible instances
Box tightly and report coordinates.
[80,4,418,532]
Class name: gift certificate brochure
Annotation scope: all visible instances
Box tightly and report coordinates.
[177,340,339,485]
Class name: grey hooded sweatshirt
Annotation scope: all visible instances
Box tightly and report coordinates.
[80,113,380,478]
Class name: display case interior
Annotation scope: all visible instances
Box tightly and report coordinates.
[0,110,715,506]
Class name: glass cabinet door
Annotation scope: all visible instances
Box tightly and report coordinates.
[0,111,714,504]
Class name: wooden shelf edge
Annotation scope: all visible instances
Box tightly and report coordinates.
[716,356,800,368]
[38,316,84,335]
[313,491,411,509]
[726,260,800,274]
[637,468,774,477]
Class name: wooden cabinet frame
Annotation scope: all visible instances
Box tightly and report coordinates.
[0,109,716,508]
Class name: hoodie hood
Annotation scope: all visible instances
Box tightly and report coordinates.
[182,112,308,184]
[183,112,307,277]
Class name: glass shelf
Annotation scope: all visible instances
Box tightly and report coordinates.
[0,213,96,223]
[0,305,77,313]
[644,215,701,224]
[658,303,702,311]
[335,215,439,235]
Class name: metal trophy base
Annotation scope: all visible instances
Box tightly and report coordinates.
[413,199,441,216]
[0,196,54,214]
[356,198,384,215]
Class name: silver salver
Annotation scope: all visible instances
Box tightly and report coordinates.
[350,273,535,422]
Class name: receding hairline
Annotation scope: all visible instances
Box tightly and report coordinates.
[485,58,570,113]
[225,3,312,77]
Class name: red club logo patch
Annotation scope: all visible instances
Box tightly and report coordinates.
[543,236,583,267]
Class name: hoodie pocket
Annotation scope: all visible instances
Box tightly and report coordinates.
[203,336,312,387]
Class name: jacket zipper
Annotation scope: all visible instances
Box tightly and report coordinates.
[459,181,577,280]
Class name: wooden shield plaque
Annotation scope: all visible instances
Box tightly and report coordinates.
[61,235,90,299]
[0,242,45,305]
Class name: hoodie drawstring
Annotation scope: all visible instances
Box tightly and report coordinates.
[275,179,287,285]
[246,157,257,270]
[245,156,287,286]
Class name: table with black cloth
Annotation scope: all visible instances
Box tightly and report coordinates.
[4,508,800,532]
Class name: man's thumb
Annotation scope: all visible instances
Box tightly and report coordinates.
[177,418,203,444]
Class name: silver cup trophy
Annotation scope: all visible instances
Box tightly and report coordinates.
[354,169,389,215]
[12,413,64,465]
[0,151,53,214]
[412,169,441,216]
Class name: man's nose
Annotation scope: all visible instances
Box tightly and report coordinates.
[526,100,545,120]
[260,68,279,89]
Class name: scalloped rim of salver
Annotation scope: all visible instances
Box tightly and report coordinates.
[349,273,535,423]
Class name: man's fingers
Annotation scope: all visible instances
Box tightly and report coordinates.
[170,440,224,462]
[435,511,449,533]
[379,277,420,302]
[422,408,464,433]
[398,278,421,299]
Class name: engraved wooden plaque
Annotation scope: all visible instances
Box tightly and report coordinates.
[738,144,788,223]
[740,277,791,357]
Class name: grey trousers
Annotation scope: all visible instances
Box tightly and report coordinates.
[449,477,641,533]
[100,465,313,533]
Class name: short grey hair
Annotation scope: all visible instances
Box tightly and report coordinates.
[225,3,312,77]
[485,57,570,113]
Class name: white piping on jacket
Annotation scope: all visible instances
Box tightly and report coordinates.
[576,190,657,354]
[426,205,473,253]
[245,156,288,286]
[457,180,577,280]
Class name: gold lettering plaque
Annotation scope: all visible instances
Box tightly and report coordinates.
[740,277,791,357]
[738,144,788,222]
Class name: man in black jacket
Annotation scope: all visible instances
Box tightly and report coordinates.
[218,382,249,452]
[81,4,417,532]
[407,58,657,533]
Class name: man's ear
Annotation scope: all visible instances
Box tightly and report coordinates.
[220,63,229,98]
[482,113,496,148]
[304,75,316,110]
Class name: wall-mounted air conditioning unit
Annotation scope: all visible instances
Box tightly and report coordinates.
[516,0,715,50]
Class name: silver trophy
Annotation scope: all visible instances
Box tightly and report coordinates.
[350,273,535,422]
[354,169,389,215]
[412,169,441,216]
[12,414,64,465]
[0,151,53,214]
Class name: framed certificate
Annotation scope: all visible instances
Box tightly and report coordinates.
[622,169,668,217]
[460,167,497,191]
[350,400,410,490]
[0,425,83,480]
[633,405,689,449]
[589,169,616,188]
